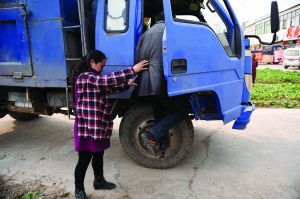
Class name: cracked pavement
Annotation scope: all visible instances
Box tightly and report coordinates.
[0,108,300,198]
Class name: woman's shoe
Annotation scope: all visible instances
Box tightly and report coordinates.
[75,188,87,199]
[94,176,116,190]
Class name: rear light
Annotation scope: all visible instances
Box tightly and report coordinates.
[245,74,252,93]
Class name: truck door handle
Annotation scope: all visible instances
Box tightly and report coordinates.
[171,59,187,74]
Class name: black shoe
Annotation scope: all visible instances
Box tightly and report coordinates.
[159,142,169,161]
[94,176,116,190]
[141,131,157,156]
[75,188,87,199]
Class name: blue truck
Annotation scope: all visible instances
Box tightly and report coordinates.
[0,0,279,168]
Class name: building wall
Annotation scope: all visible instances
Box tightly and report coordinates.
[244,3,300,50]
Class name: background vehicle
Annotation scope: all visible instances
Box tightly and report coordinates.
[0,0,279,168]
[283,48,300,69]
[252,44,283,64]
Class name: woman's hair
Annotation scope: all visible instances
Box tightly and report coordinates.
[71,50,107,97]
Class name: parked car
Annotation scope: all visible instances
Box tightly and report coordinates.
[283,48,300,69]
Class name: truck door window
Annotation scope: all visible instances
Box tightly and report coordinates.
[173,0,234,57]
[202,1,233,56]
[105,0,129,33]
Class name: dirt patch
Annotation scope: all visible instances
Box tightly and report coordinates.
[0,175,71,199]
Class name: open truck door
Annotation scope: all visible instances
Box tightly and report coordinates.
[162,0,246,124]
[95,0,142,72]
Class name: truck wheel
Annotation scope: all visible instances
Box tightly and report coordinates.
[284,65,288,69]
[119,102,194,169]
[9,112,39,121]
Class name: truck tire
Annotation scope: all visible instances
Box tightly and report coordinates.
[9,112,39,121]
[0,108,8,119]
[119,102,194,169]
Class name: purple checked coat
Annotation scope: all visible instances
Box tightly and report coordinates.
[74,68,135,152]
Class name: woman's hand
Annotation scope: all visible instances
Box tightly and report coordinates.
[128,76,138,86]
[133,60,148,73]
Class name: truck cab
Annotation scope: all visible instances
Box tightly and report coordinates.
[0,0,278,168]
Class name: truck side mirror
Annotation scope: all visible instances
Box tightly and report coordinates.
[270,1,279,33]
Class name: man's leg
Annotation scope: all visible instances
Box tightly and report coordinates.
[149,112,185,141]
[141,96,187,156]
[149,96,187,141]
[149,96,169,143]
[149,96,166,125]
[149,96,170,159]
[141,96,166,156]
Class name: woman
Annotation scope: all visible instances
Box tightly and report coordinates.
[71,50,148,199]
[252,54,258,84]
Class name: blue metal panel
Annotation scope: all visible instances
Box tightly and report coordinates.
[28,19,67,78]
[0,76,67,87]
[0,0,20,6]
[26,0,62,21]
[0,0,78,88]
[95,0,137,66]
[0,7,32,76]
[0,22,18,62]
[0,0,17,3]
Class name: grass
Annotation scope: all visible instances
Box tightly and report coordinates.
[20,189,41,199]
[256,68,300,84]
[251,68,300,108]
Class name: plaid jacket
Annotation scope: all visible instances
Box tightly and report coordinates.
[75,68,135,139]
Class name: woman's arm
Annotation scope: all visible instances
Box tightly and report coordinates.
[107,82,130,94]
[87,61,148,91]
[108,75,139,94]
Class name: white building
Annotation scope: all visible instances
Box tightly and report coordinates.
[244,3,300,50]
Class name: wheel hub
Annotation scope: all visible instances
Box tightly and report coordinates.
[132,116,178,159]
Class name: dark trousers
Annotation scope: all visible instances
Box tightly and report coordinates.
[253,78,255,84]
[149,96,187,144]
[74,151,104,184]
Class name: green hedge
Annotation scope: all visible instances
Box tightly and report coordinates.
[251,69,300,108]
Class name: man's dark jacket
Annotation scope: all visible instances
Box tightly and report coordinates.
[135,21,167,97]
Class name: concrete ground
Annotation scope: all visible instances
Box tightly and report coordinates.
[0,108,300,199]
